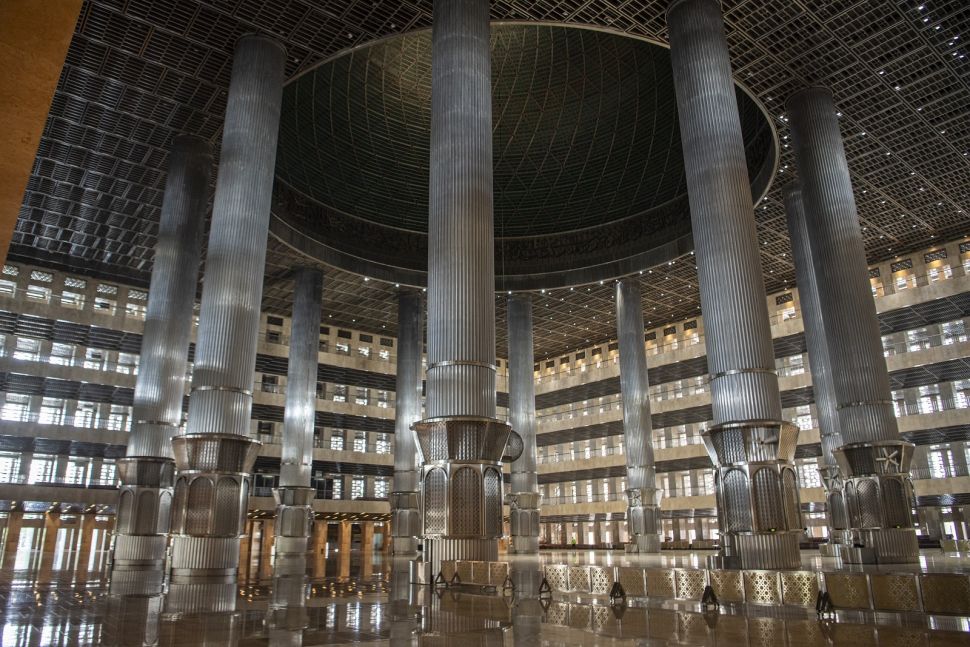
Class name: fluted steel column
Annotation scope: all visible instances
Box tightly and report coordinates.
[615,280,660,553]
[507,295,540,554]
[668,0,802,569]
[274,267,322,566]
[782,183,849,548]
[113,135,210,574]
[391,291,423,555]
[415,0,511,571]
[169,34,285,583]
[787,86,917,562]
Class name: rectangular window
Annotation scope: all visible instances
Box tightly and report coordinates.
[125,302,147,319]
[28,454,55,484]
[374,477,389,499]
[353,431,367,453]
[49,343,74,366]
[25,284,52,302]
[351,477,365,500]
[93,297,116,314]
[330,430,345,451]
[13,337,41,361]
[116,352,138,375]
[375,433,390,454]
[84,348,105,370]
[358,346,371,358]
[107,405,128,431]
[332,478,343,500]
[1,394,29,422]
[0,452,20,483]
[38,398,64,425]
[355,387,369,405]
[74,403,97,428]
[335,342,350,355]
[0,279,16,298]
[333,385,347,403]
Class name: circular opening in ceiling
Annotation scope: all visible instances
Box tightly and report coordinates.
[270,22,777,290]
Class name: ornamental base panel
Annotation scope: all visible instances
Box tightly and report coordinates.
[169,536,241,582]
[112,533,169,571]
[509,493,540,551]
[635,533,662,554]
[113,457,177,570]
[273,487,314,559]
[626,492,660,553]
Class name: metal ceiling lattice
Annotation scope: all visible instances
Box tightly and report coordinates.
[9,0,970,359]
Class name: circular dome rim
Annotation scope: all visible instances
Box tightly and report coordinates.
[269,20,780,291]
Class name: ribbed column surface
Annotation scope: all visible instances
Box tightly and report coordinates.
[667,0,781,425]
[393,291,424,494]
[171,33,285,580]
[508,295,537,495]
[127,135,210,458]
[185,34,286,438]
[782,183,843,464]
[786,87,899,445]
[425,0,496,420]
[280,267,322,488]
[615,280,657,493]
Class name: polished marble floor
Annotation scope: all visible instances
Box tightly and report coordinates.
[0,550,968,645]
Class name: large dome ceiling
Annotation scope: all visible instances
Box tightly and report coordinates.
[271,23,777,289]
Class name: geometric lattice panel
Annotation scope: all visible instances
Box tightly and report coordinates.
[870,574,921,612]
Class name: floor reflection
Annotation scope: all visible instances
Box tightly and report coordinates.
[0,549,968,645]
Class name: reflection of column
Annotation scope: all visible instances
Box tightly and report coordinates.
[114,135,210,575]
[268,553,309,647]
[75,514,96,583]
[275,267,321,569]
[507,295,540,554]
[416,0,510,571]
[104,577,165,647]
[38,513,60,582]
[260,519,275,580]
[616,280,660,553]
[391,291,423,555]
[338,521,351,579]
[668,0,802,569]
[169,35,285,584]
[782,183,848,546]
[361,523,375,579]
[312,522,327,578]
[787,86,917,563]
[1,511,22,572]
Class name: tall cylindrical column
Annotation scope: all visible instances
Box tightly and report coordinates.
[782,183,849,547]
[415,0,511,571]
[274,267,322,565]
[507,295,540,554]
[169,34,286,583]
[391,291,423,555]
[615,279,660,553]
[113,134,210,575]
[787,86,917,562]
[668,0,802,569]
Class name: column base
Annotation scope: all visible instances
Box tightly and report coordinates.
[112,533,170,571]
[170,535,241,583]
[509,535,539,554]
[113,457,175,570]
[634,534,662,554]
[392,536,419,555]
[722,531,802,570]
[854,527,919,563]
[424,537,497,575]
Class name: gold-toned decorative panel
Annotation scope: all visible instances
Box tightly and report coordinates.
[919,573,970,615]
[456,560,473,584]
[646,568,676,599]
[709,569,745,603]
[675,569,707,601]
[590,605,614,633]
[488,561,509,587]
[870,574,920,612]
[568,565,591,593]
[824,572,870,609]
[746,616,785,647]
[470,560,489,584]
[617,567,646,597]
[743,570,781,606]
[440,560,456,582]
[544,601,568,625]
[567,602,591,629]
[677,610,710,643]
[589,565,614,595]
[544,565,569,592]
[781,571,819,607]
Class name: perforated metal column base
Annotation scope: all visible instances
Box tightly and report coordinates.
[425,538,497,576]
[169,536,242,583]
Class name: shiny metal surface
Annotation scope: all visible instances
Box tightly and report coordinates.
[114,135,210,573]
[616,279,660,553]
[782,182,847,542]
[279,267,322,488]
[391,291,423,554]
[172,34,285,580]
[508,295,540,554]
[787,86,917,562]
[667,0,797,569]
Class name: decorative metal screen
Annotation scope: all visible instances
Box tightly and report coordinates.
[424,468,447,535]
[451,467,481,536]
[753,468,784,531]
[483,467,501,537]
[185,478,213,535]
[722,468,752,532]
